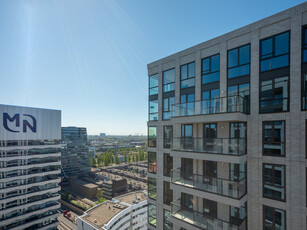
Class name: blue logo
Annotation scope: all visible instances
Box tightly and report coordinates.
[3,113,37,133]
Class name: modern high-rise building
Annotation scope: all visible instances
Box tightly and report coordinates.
[147,3,307,230]
[61,126,91,178]
[0,104,61,230]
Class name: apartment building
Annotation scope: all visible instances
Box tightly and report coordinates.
[61,126,90,178]
[0,104,61,229]
[147,3,307,230]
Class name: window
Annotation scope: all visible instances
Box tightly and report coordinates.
[303,27,307,63]
[163,126,173,148]
[163,96,175,120]
[148,204,157,227]
[230,162,246,181]
[228,44,250,79]
[227,83,250,113]
[164,209,173,230]
[260,76,289,113]
[260,31,290,72]
[163,69,175,92]
[181,193,193,211]
[303,73,307,110]
[202,54,219,84]
[263,164,285,201]
[148,127,157,147]
[149,74,158,96]
[163,181,173,206]
[149,100,158,121]
[263,206,286,230]
[230,203,247,226]
[203,123,217,152]
[181,158,193,181]
[203,198,217,218]
[180,93,195,116]
[148,152,156,174]
[263,121,285,156]
[181,62,195,88]
[230,122,246,139]
[164,153,173,177]
[148,177,156,200]
[203,161,217,178]
[202,89,220,114]
[181,124,193,137]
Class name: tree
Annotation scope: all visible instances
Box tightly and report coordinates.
[90,157,96,167]
[96,189,105,203]
[128,154,131,163]
[114,155,119,164]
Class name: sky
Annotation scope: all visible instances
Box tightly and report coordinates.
[0,0,304,135]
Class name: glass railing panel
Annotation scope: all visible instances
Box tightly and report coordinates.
[172,95,249,117]
[171,169,247,199]
[172,137,246,155]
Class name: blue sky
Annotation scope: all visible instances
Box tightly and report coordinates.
[0,0,304,135]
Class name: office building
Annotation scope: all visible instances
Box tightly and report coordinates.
[0,104,61,229]
[102,178,127,200]
[61,127,90,178]
[147,3,307,230]
[77,191,147,230]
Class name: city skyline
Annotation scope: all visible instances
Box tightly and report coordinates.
[0,0,304,135]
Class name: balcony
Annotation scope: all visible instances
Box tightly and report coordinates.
[171,199,246,230]
[172,137,246,156]
[171,169,246,199]
[171,95,249,118]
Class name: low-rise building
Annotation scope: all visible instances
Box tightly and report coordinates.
[77,191,147,230]
[102,178,127,200]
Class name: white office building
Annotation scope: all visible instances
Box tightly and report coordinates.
[77,191,147,230]
[0,104,61,230]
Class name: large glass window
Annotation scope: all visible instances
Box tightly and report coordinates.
[202,54,220,84]
[163,181,173,206]
[228,44,250,79]
[303,73,307,110]
[228,83,250,113]
[181,193,193,211]
[181,62,195,88]
[261,31,289,72]
[148,127,157,147]
[182,158,193,181]
[148,177,157,200]
[230,122,246,139]
[230,203,247,226]
[164,209,173,230]
[148,204,157,227]
[263,164,285,201]
[260,76,289,113]
[263,206,286,230]
[303,27,307,63]
[149,74,158,96]
[203,198,217,218]
[149,100,158,121]
[230,162,246,181]
[263,121,285,156]
[164,153,173,177]
[180,93,195,116]
[163,126,173,148]
[148,152,156,174]
[181,124,193,137]
[202,88,220,114]
[163,96,175,120]
[163,69,175,92]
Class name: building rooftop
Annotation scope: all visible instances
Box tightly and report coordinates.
[80,191,147,229]
[71,179,98,189]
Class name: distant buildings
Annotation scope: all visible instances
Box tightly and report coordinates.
[61,126,91,178]
[100,133,106,137]
[0,104,61,229]
[77,191,147,230]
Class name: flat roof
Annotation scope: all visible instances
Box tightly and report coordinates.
[80,191,147,228]
[71,179,98,189]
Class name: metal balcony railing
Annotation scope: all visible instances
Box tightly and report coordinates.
[171,168,246,199]
[172,137,246,155]
[171,199,247,230]
[171,95,249,117]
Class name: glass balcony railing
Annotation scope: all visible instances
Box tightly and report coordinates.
[171,95,249,117]
[171,168,246,199]
[171,199,247,230]
[172,137,246,155]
